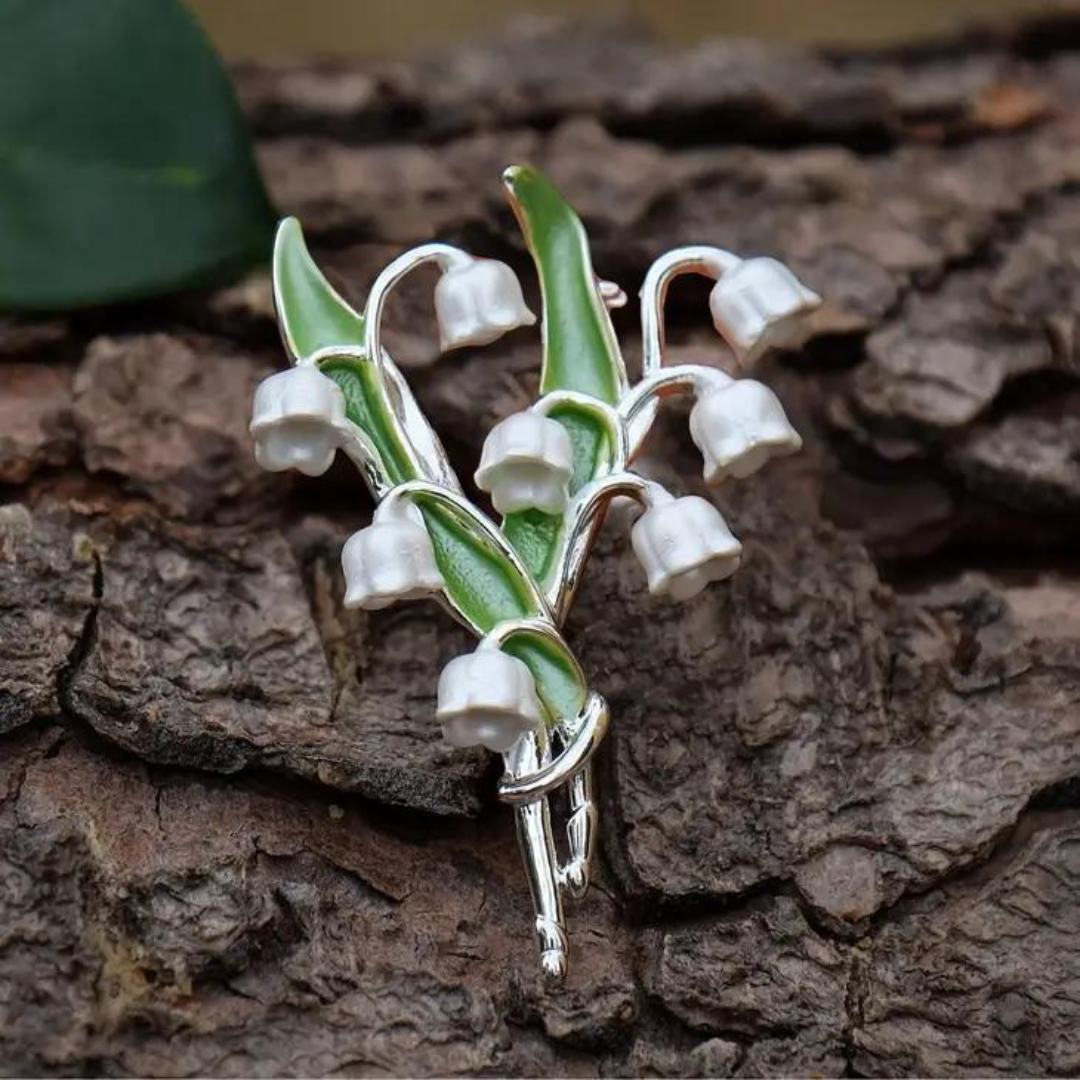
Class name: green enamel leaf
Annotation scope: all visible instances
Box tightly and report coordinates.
[502,166,626,404]
[501,166,626,586]
[274,218,365,360]
[0,0,275,311]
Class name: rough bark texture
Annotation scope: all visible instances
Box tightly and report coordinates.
[3,14,1080,1077]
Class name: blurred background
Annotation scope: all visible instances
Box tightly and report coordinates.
[188,0,1068,56]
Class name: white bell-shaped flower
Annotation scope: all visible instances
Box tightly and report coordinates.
[250,366,346,477]
[709,257,821,365]
[474,412,574,515]
[437,648,543,753]
[434,257,536,351]
[689,379,802,485]
[631,495,742,602]
[341,503,444,611]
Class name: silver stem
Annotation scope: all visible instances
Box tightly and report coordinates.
[550,471,670,623]
[363,243,472,373]
[639,245,742,378]
[620,363,733,455]
[632,247,741,453]
[358,245,473,487]
[507,726,568,983]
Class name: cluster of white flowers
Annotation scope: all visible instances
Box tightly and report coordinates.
[250,252,816,754]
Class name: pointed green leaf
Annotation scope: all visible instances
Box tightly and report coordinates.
[0,0,275,311]
[273,218,365,360]
[502,166,626,403]
[501,167,625,586]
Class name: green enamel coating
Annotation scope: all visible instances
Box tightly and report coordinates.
[274,218,365,360]
[501,509,562,585]
[504,635,586,735]
[502,166,626,404]
[321,359,412,486]
[501,166,626,587]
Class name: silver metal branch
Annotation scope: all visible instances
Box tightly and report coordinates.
[633,246,742,452]
[551,471,671,623]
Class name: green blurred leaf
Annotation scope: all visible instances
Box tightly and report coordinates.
[500,166,625,587]
[0,0,275,311]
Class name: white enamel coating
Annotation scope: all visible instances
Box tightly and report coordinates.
[341,502,444,610]
[689,379,802,485]
[250,366,345,476]
[437,647,543,752]
[434,257,536,351]
[708,256,821,365]
[630,494,742,602]
[475,411,574,514]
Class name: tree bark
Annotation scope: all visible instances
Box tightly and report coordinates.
[3,14,1080,1076]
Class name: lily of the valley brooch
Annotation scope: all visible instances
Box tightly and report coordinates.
[251,165,820,982]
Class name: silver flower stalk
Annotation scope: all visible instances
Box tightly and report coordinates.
[254,169,821,983]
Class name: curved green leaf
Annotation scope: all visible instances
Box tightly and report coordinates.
[502,166,626,404]
[273,218,365,359]
[501,167,625,586]
[0,0,275,311]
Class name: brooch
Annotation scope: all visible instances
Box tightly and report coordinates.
[250,165,820,982]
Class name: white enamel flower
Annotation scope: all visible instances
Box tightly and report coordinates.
[341,503,444,611]
[250,366,346,477]
[631,495,742,602]
[437,648,543,753]
[689,379,802,485]
[434,257,536,351]
[709,257,821,365]
[474,412,574,515]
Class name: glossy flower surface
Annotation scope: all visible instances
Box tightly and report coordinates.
[630,495,742,602]
[475,411,574,515]
[437,648,543,753]
[709,257,821,365]
[434,257,536,351]
[341,504,444,611]
[250,366,346,476]
[689,379,802,484]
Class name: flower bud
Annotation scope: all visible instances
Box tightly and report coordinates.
[250,367,346,477]
[689,379,802,485]
[631,495,742,602]
[434,258,536,351]
[437,648,543,753]
[475,412,574,515]
[341,503,444,611]
[709,257,820,365]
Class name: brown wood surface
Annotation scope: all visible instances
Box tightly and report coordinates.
[3,14,1080,1077]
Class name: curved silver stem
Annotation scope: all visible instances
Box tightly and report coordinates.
[640,246,742,379]
[621,363,733,456]
[550,471,670,623]
[633,247,741,454]
[531,390,629,472]
[363,243,472,373]
[360,245,473,487]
